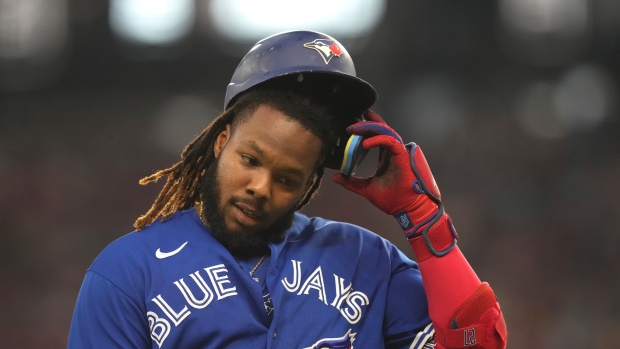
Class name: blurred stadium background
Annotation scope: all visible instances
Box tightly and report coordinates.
[1,0,619,348]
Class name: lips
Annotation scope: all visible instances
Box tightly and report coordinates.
[236,204,261,219]
[232,201,264,227]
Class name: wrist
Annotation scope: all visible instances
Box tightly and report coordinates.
[392,197,438,234]
[407,213,459,262]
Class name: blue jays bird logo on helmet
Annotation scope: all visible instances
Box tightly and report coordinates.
[303,39,343,65]
[303,329,356,349]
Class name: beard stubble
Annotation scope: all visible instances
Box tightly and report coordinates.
[198,158,296,258]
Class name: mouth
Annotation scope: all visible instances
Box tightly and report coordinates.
[231,201,264,227]
[236,204,261,219]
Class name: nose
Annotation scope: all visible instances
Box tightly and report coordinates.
[246,169,271,200]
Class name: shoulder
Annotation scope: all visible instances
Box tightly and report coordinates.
[88,209,206,284]
[95,209,201,256]
[290,212,417,272]
[293,212,395,249]
[292,212,382,238]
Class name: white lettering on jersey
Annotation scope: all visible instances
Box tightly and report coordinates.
[282,260,369,324]
[297,266,328,304]
[303,329,357,349]
[205,264,237,300]
[174,271,215,309]
[340,291,369,324]
[152,295,191,326]
[331,275,352,308]
[282,260,303,292]
[148,263,241,347]
[147,311,171,348]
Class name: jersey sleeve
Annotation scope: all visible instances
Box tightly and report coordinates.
[68,270,150,348]
[383,246,436,349]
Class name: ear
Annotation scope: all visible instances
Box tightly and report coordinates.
[214,124,232,158]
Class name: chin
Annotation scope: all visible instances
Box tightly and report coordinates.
[226,222,262,236]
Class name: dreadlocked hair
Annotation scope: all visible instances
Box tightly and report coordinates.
[133,110,232,231]
[134,85,341,231]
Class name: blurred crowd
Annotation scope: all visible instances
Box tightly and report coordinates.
[1,1,619,348]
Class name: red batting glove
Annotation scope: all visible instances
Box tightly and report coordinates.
[332,111,458,260]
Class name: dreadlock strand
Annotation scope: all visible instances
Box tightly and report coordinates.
[176,160,202,203]
[135,175,176,224]
[160,178,191,223]
[134,110,235,231]
[138,163,181,185]
[134,174,182,230]
[174,173,198,210]
[297,166,325,210]
[167,160,202,211]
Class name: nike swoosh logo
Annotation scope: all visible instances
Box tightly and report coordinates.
[156,241,188,259]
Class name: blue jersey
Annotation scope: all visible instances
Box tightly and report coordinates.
[68,209,435,348]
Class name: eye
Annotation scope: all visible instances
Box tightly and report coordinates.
[278,177,297,187]
[241,154,259,166]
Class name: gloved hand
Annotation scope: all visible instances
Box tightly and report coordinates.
[332,110,458,260]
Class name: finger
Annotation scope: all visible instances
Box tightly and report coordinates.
[332,173,370,196]
[347,122,403,144]
[375,147,392,177]
[346,121,386,137]
[361,135,407,155]
[363,110,386,124]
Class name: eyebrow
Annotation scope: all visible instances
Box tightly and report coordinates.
[240,140,307,178]
[242,140,264,157]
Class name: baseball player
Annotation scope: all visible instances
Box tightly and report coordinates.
[68,31,507,349]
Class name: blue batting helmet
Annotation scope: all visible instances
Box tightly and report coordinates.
[224,30,378,169]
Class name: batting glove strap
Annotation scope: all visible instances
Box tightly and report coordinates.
[401,141,458,259]
[407,212,459,261]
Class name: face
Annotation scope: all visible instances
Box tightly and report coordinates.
[200,104,323,257]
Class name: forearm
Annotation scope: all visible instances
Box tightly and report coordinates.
[411,243,480,325]
[409,226,507,349]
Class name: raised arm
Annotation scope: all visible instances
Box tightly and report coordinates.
[333,111,507,349]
